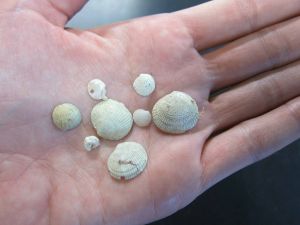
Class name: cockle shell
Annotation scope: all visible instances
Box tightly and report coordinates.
[107,142,148,180]
[133,73,156,96]
[84,136,100,151]
[91,99,133,141]
[52,103,82,131]
[133,109,152,127]
[88,79,108,100]
[152,91,199,134]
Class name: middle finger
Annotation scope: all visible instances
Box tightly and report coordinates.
[204,16,300,91]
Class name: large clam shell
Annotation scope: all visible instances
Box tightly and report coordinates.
[152,91,199,134]
[107,142,148,180]
[91,99,133,140]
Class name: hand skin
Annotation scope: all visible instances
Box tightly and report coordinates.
[0,0,299,224]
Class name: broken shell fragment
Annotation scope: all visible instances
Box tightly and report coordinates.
[133,73,155,96]
[52,103,82,131]
[84,136,100,151]
[88,79,108,100]
[152,91,199,134]
[133,109,152,127]
[107,142,148,180]
[91,99,133,141]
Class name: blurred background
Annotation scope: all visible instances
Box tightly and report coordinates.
[68,1,300,224]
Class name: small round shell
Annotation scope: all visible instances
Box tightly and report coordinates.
[88,79,108,100]
[133,73,156,96]
[152,91,199,134]
[52,103,82,131]
[107,142,148,180]
[133,109,152,127]
[84,136,100,151]
[91,99,133,141]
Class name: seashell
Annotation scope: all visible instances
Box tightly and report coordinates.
[91,99,133,141]
[84,136,100,151]
[88,79,108,100]
[107,142,148,180]
[152,91,199,134]
[133,73,156,96]
[133,109,152,127]
[52,103,82,131]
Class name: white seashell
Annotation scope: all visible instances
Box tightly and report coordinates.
[133,109,152,127]
[107,142,148,180]
[91,99,133,141]
[88,79,108,100]
[152,91,199,134]
[133,73,156,96]
[84,136,100,151]
[52,103,82,131]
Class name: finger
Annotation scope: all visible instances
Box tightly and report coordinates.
[205,16,300,91]
[202,97,300,189]
[175,0,300,50]
[210,60,300,132]
[19,0,87,27]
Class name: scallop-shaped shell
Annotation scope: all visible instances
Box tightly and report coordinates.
[88,79,108,100]
[84,136,100,151]
[133,109,152,127]
[152,91,199,134]
[133,73,156,96]
[107,142,148,180]
[52,103,82,131]
[91,99,133,141]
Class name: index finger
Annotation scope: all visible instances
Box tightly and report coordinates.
[175,0,300,50]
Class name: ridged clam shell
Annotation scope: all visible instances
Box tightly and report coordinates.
[107,142,148,180]
[133,109,152,127]
[88,79,108,100]
[52,103,82,131]
[133,73,156,96]
[152,91,199,134]
[91,99,133,140]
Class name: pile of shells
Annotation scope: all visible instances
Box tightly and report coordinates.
[51,74,199,181]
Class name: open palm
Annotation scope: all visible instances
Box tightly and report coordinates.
[0,1,299,225]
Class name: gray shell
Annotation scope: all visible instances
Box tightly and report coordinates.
[91,99,133,141]
[152,91,199,134]
[107,142,148,180]
[133,73,156,97]
[52,103,82,131]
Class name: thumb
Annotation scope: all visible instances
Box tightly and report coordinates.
[19,0,87,27]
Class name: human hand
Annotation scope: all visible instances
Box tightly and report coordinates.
[0,0,299,225]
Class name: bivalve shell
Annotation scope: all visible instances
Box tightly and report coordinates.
[52,103,82,131]
[107,142,148,180]
[91,99,133,140]
[152,91,199,134]
[84,136,100,151]
[88,79,108,100]
[133,73,155,96]
[133,109,152,127]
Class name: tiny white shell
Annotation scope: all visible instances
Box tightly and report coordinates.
[152,91,199,134]
[88,79,108,100]
[84,136,100,151]
[107,142,148,180]
[52,103,82,131]
[133,109,152,127]
[133,73,156,96]
[91,99,133,141]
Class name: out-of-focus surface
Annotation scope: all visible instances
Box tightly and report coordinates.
[69,1,300,224]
